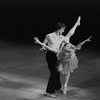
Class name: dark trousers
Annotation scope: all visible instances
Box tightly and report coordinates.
[46,51,61,94]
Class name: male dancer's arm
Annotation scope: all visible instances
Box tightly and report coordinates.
[34,37,58,53]
[39,34,49,51]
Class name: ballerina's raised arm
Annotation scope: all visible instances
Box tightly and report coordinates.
[75,36,92,50]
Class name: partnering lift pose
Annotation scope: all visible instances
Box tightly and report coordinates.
[34,36,92,94]
[34,16,81,98]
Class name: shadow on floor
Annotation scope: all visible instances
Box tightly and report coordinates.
[0,76,32,89]
[74,74,100,88]
[72,74,100,100]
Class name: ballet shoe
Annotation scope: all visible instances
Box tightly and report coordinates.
[63,86,67,94]
[55,89,63,94]
[77,16,81,26]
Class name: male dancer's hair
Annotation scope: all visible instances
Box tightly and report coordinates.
[56,22,66,29]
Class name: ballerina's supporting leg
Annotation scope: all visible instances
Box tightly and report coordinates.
[63,73,70,94]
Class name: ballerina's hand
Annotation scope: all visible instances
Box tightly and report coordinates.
[87,36,92,42]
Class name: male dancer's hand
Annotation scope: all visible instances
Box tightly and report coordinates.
[34,37,46,51]
[34,37,40,44]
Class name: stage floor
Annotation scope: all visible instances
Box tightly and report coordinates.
[0,41,100,100]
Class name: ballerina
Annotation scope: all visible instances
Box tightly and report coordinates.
[57,36,92,94]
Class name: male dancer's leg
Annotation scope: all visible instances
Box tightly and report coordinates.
[46,51,61,94]
[55,70,62,91]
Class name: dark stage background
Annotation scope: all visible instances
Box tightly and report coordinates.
[0,0,100,51]
[0,1,100,99]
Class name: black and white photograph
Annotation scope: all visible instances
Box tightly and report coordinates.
[0,0,100,100]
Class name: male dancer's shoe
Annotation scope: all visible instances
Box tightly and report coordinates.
[43,93,57,98]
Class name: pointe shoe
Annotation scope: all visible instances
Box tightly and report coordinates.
[63,86,67,94]
[77,16,81,26]
[55,89,63,94]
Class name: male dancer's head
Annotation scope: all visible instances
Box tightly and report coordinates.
[56,22,66,35]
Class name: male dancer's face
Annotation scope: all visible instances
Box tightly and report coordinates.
[59,28,65,35]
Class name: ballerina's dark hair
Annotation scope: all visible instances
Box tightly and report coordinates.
[56,22,66,29]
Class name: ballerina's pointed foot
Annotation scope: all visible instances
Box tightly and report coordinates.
[63,86,67,94]
[77,16,81,26]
